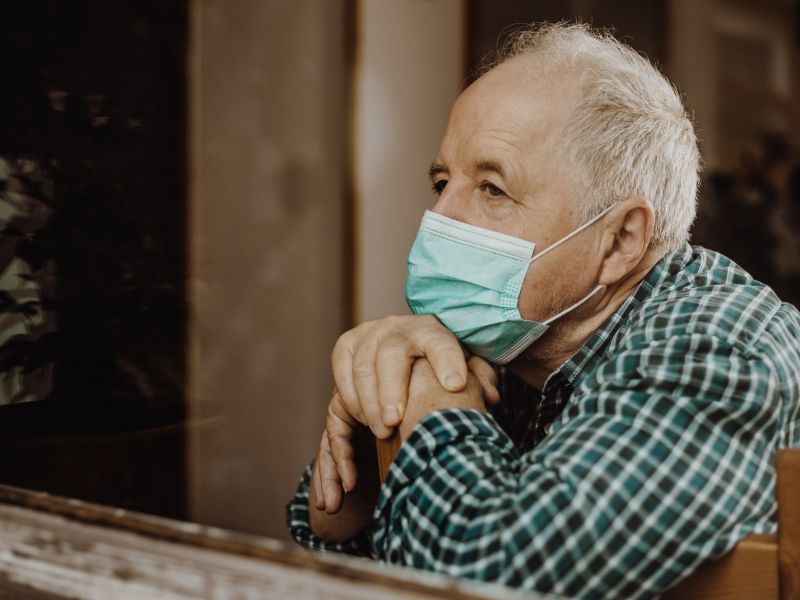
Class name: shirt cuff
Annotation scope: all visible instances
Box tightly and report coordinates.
[285,459,373,557]
[371,408,517,559]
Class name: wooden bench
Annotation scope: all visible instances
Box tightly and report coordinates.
[377,438,800,599]
[0,482,549,599]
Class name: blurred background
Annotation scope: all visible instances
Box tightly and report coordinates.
[0,0,797,542]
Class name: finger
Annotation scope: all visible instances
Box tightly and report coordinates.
[375,342,414,427]
[468,355,500,404]
[311,448,325,510]
[327,392,359,492]
[319,433,344,513]
[331,331,362,422]
[418,323,468,391]
[351,339,393,439]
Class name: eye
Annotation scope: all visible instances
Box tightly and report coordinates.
[481,182,506,197]
[431,179,448,195]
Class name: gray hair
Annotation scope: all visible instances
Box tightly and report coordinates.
[485,22,701,250]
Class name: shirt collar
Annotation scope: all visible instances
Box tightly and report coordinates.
[550,242,694,389]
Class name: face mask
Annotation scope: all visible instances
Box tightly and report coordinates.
[404,205,614,364]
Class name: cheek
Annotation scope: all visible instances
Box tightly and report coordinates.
[517,253,592,321]
[480,198,522,228]
[517,259,565,321]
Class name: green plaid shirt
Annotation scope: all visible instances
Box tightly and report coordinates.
[286,243,800,599]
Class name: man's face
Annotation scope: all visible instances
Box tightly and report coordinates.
[429,56,603,324]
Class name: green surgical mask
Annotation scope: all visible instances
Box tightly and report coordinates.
[404,206,613,364]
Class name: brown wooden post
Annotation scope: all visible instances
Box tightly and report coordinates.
[777,448,800,600]
[376,432,402,483]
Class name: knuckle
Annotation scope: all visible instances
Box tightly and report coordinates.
[428,335,462,356]
[326,410,350,434]
[331,396,355,423]
[351,358,376,380]
[380,314,417,338]
[332,333,352,361]
[325,430,340,455]
[376,339,408,360]
[380,314,403,329]
[325,412,338,433]
[419,314,445,331]
[329,436,354,458]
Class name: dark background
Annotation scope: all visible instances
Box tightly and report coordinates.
[0,0,188,518]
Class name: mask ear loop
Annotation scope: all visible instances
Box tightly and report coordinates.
[542,284,605,325]
[526,203,616,325]
[528,203,617,266]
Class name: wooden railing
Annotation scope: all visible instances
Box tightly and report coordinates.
[0,482,548,599]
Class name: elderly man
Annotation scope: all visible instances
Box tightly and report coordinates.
[286,23,800,598]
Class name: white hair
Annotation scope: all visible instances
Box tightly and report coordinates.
[486,22,701,249]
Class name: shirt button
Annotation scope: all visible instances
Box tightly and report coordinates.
[544,424,551,434]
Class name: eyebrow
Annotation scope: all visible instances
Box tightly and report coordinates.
[475,160,506,179]
[428,160,508,181]
[428,162,446,181]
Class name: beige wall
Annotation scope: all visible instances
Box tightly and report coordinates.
[188,0,347,539]
[355,0,466,321]
[188,0,467,540]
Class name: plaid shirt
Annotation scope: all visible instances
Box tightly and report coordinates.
[286,243,800,598]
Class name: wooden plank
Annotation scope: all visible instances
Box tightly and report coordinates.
[0,503,438,600]
[778,448,800,600]
[376,430,402,483]
[662,534,778,599]
[0,484,547,599]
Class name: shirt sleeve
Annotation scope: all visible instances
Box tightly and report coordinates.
[285,458,373,557]
[370,333,781,598]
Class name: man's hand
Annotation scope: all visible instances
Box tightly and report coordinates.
[317,314,490,514]
[331,315,469,440]
[313,344,499,516]
[309,404,379,540]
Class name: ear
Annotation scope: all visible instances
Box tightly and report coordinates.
[597,197,655,286]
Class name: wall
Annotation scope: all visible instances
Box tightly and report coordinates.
[354,0,466,321]
[188,0,347,539]
[188,0,468,539]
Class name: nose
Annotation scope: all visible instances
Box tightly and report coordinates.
[431,179,469,222]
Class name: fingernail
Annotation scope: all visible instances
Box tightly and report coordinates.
[445,372,464,389]
[383,405,401,424]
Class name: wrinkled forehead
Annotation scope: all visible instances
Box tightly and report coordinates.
[440,56,583,166]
